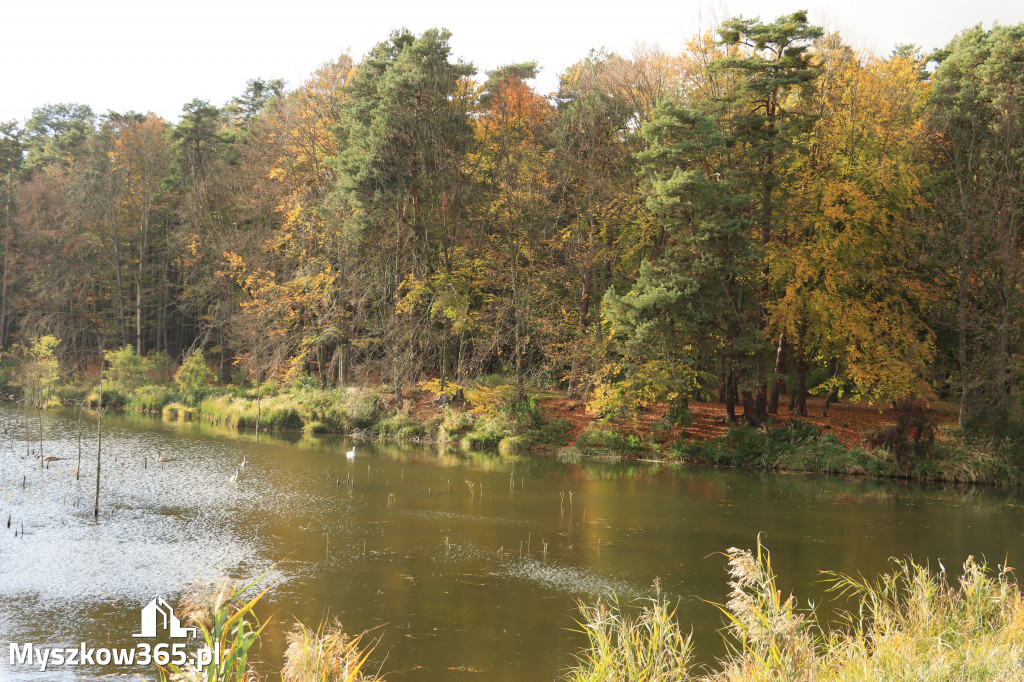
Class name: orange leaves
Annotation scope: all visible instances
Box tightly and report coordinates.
[769,45,935,402]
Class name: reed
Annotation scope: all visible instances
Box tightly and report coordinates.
[565,540,1024,681]
[162,576,269,682]
[281,619,377,682]
[564,593,693,682]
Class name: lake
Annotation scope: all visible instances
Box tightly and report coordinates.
[2,404,1022,680]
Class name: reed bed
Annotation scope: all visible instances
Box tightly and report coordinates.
[565,540,1024,681]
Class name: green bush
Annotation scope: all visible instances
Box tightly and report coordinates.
[462,414,518,449]
[54,383,89,405]
[175,351,213,404]
[86,386,127,409]
[521,418,574,447]
[438,408,475,442]
[146,350,175,382]
[103,346,146,391]
[575,426,647,455]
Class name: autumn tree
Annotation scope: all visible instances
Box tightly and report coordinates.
[769,39,935,414]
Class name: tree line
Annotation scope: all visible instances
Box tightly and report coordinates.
[1,13,1021,434]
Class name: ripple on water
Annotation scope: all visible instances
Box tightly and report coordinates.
[505,557,639,599]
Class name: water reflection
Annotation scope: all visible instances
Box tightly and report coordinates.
[1,405,1022,681]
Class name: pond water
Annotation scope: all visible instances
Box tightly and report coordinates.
[2,404,1023,680]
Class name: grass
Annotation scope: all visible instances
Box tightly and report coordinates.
[127,384,182,413]
[161,577,377,682]
[672,420,1024,486]
[564,540,1024,681]
[575,425,649,456]
[375,412,428,440]
[565,593,693,682]
[281,620,377,682]
[163,576,268,682]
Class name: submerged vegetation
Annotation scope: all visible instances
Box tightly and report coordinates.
[565,542,1024,681]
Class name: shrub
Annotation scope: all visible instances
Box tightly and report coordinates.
[86,386,127,409]
[103,346,147,391]
[866,397,936,466]
[147,350,175,382]
[575,426,646,455]
[54,383,89,405]
[438,408,475,443]
[176,351,213,404]
[462,414,518,450]
[375,413,426,440]
[521,418,574,447]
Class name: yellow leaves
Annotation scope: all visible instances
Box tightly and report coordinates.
[417,378,464,399]
[464,383,516,419]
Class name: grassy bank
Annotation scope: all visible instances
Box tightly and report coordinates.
[16,368,575,454]
[5,345,1021,484]
[671,418,1024,486]
[565,541,1024,681]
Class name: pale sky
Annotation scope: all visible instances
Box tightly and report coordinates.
[3,0,1022,124]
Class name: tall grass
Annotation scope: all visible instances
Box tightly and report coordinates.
[281,620,377,682]
[565,593,693,682]
[160,577,378,682]
[564,540,1024,681]
[162,576,268,682]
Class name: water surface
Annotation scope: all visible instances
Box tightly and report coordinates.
[2,405,1022,680]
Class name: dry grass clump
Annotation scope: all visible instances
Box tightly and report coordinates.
[564,590,694,682]
[281,619,377,681]
[565,540,1024,682]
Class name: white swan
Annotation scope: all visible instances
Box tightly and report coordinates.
[229,468,240,484]
[346,447,355,459]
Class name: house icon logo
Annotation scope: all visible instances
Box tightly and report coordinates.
[133,598,197,638]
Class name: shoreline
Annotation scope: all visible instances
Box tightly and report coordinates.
[5,377,1019,488]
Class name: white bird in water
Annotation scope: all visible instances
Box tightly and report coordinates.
[241,455,249,468]
[156,456,171,463]
[346,447,356,459]
[229,468,240,484]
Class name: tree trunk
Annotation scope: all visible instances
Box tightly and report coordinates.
[725,368,738,422]
[769,333,785,414]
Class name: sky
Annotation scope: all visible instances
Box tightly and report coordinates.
[3,0,1022,124]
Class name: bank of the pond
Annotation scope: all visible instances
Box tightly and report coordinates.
[12,376,1023,487]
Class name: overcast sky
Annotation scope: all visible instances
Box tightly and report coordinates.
[3,0,1022,124]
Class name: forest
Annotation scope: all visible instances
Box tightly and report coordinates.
[1,12,1022,446]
